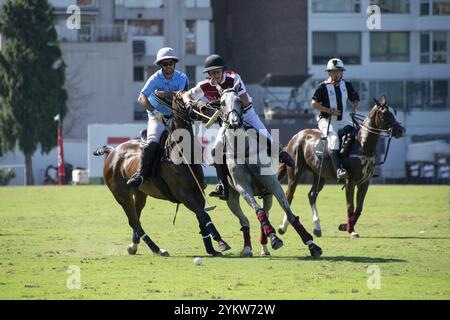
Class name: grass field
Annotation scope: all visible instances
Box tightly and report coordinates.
[0,185,449,300]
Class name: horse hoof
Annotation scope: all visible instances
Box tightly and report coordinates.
[270,235,284,250]
[127,244,138,255]
[260,249,270,256]
[308,243,323,258]
[351,232,360,238]
[278,226,286,235]
[240,246,253,257]
[218,240,231,252]
[313,229,322,237]
[210,251,223,257]
[156,249,170,257]
[338,224,347,232]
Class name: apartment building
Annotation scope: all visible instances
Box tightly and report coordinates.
[308,0,450,177]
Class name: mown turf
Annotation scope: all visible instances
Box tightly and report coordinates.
[0,185,449,300]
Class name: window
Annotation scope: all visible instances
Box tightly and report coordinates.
[312,0,360,13]
[421,0,450,15]
[420,31,449,64]
[185,20,196,54]
[370,0,410,13]
[134,67,144,82]
[185,66,196,88]
[78,21,93,42]
[369,81,405,109]
[431,80,449,108]
[185,0,210,8]
[433,0,450,15]
[405,80,449,109]
[313,32,361,65]
[370,32,409,62]
[128,20,163,36]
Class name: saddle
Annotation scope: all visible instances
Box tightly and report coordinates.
[313,125,357,159]
[139,129,178,203]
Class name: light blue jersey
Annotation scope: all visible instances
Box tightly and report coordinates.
[141,69,189,116]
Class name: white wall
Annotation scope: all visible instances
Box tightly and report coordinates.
[87,123,218,180]
[0,140,86,185]
[61,40,134,139]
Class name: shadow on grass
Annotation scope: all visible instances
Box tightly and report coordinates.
[183,254,406,263]
[358,236,450,240]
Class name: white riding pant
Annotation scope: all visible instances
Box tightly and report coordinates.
[318,115,351,151]
[146,114,166,143]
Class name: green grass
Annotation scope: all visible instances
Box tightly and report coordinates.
[0,185,449,300]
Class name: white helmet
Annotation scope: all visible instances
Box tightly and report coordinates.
[154,47,179,65]
[326,58,346,71]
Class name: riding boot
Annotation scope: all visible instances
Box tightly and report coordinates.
[279,149,295,167]
[329,149,347,182]
[209,164,229,200]
[263,134,295,167]
[127,141,160,189]
[340,133,353,158]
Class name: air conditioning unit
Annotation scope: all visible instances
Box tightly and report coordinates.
[133,40,146,56]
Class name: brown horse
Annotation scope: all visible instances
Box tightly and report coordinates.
[93,92,230,256]
[277,96,405,238]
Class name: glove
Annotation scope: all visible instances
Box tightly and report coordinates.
[185,101,196,120]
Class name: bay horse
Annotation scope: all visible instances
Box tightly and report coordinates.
[217,85,323,258]
[277,95,405,238]
[93,92,230,256]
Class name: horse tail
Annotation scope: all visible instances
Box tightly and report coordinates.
[93,145,114,156]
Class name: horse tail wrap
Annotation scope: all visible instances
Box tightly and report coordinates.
[93,145,114,156]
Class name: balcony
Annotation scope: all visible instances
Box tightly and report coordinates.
[56,24,127,43]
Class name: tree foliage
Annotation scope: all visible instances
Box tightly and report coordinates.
[0,0,67,182]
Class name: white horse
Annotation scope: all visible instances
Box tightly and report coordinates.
[216,85,323,258]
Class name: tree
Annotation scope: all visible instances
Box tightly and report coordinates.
[0,0,67,185]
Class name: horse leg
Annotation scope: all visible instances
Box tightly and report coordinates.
[262,176,322,258]
[351,181,369,237]
[182,195,228,256]
[278,158,304,235]
[338,182,357,238]
[260,194,273,256]
[116,193,168,257]
[226,188,252,257]
[128,191,147,255]
[234,182,284,251]
[308,174,326,237]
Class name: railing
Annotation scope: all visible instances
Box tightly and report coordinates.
[56,24,127,43]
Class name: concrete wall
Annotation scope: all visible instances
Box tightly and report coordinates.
[213,0,308,83]
[61,40,134,139]
[0,140,86,186]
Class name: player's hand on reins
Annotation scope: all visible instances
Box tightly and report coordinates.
[328,108,342,117]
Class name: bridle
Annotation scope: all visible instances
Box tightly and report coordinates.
[350,106,401,166]
[221,89,244,129]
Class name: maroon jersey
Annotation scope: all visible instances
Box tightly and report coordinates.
[189,71,252,104]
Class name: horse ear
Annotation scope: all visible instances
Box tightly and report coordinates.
[373,97,381,107]
[380,95,387,106]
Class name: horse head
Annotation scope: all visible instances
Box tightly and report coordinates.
[370,95,405,139]
[220,82,244,129]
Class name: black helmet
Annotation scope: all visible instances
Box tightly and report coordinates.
[203,54,226,73]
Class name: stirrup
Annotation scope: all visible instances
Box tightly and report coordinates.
[209,183,228,200]
[336,169,348,182]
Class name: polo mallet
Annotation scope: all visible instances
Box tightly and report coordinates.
[163,110,217,212]
[192,108,221,129]
[315,116,332,196]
